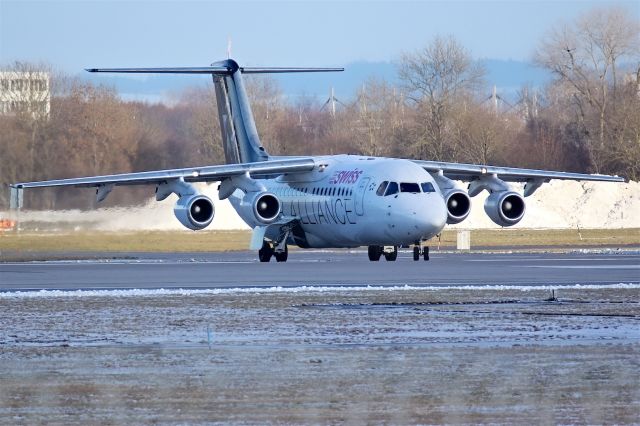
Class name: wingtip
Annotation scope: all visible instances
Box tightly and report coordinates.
[85,68,98,73]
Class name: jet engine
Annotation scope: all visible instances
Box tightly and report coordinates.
[242,191,281,225]
[484,191,526,227]
[174,194,215,230]
[442,189,471,224]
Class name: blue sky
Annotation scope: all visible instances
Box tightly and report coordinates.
[2,0,638,70]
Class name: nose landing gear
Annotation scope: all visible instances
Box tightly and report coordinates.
[413,245,429,261]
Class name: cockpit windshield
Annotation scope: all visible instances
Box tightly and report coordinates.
[376,181,435,196]
[421,182,436,193]
[376,181,388,196]
[400,182,421,193]
[384,182,399,196]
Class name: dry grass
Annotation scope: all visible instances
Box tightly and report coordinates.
[433,228,640,249]
[0,228,638,256]
[0,230,252,253]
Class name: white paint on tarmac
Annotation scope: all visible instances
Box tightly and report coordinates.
[523,265,640,269]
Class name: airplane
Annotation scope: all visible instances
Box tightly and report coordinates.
[9,59,624,262]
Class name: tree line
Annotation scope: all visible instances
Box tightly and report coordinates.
[1,6,638,210]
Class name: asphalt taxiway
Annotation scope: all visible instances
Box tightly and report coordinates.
[1,250,638,291]
[2,250,639,423]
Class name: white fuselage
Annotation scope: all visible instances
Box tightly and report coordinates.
[229,155,448,248]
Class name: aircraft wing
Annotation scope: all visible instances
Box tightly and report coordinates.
[414,160,625,183]
[11,158,316,189]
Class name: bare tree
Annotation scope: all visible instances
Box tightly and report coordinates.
[177,84,224,165]
[352,78,405,157]
[244,75,285,153]
[534,6,640,173]
[399,35,485,160]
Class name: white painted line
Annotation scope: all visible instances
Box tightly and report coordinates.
[522,265,640,269]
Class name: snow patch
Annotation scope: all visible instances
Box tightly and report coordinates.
[2,283,639,299]
[449,180,639,229]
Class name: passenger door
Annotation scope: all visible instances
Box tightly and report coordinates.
[354,177,370,216]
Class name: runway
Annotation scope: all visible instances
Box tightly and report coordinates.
[2,250,639,423]
[1,250,638,291]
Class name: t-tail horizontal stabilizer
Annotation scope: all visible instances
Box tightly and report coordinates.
[86,59,343,165]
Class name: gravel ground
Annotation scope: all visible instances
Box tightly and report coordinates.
[1,287,639,424]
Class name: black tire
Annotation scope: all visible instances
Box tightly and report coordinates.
[423,246,430,261]
[413,246,420,261]
[258,241,273,263]
[274,245,288,263]
[384,246,398,261]
[368,245,382,261]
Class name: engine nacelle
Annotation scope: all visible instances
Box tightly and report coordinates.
[243,191,281,225]
[443,189,471,224]
[484,191,526,227]
[174,194,215,230]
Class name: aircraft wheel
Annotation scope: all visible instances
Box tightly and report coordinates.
[274,245,288,263]
[258,241,273,263]
[413,246,420,261]
[384,246,398,261]
[368,245,383,261]
[423,246,430,261]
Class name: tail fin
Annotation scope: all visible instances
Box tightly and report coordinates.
[211,59,266,164]
[87,59,343,164]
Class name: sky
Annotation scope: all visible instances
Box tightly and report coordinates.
[2,0,638,71]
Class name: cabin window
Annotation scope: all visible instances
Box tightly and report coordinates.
[384,182,399,196]
[376,181,388,196]
[421,182,436,193]
[400,182,421,193]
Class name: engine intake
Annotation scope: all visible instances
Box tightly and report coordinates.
[484,191,525,227]
[251,192,281,224]
[174,194,215,230]
[443,189,471,224]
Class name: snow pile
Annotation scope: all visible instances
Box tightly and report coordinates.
[449,180,639,229]
[2,180,638,231]
[2,183,249,232]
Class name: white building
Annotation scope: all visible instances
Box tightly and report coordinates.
[0,71,51,118]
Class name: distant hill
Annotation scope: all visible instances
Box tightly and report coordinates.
[81,59,552,105]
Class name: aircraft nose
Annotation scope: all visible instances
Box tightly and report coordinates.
[414,196,447,236]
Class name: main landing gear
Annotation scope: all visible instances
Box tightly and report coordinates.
[367,245,398,262]
[258,240,288,263]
